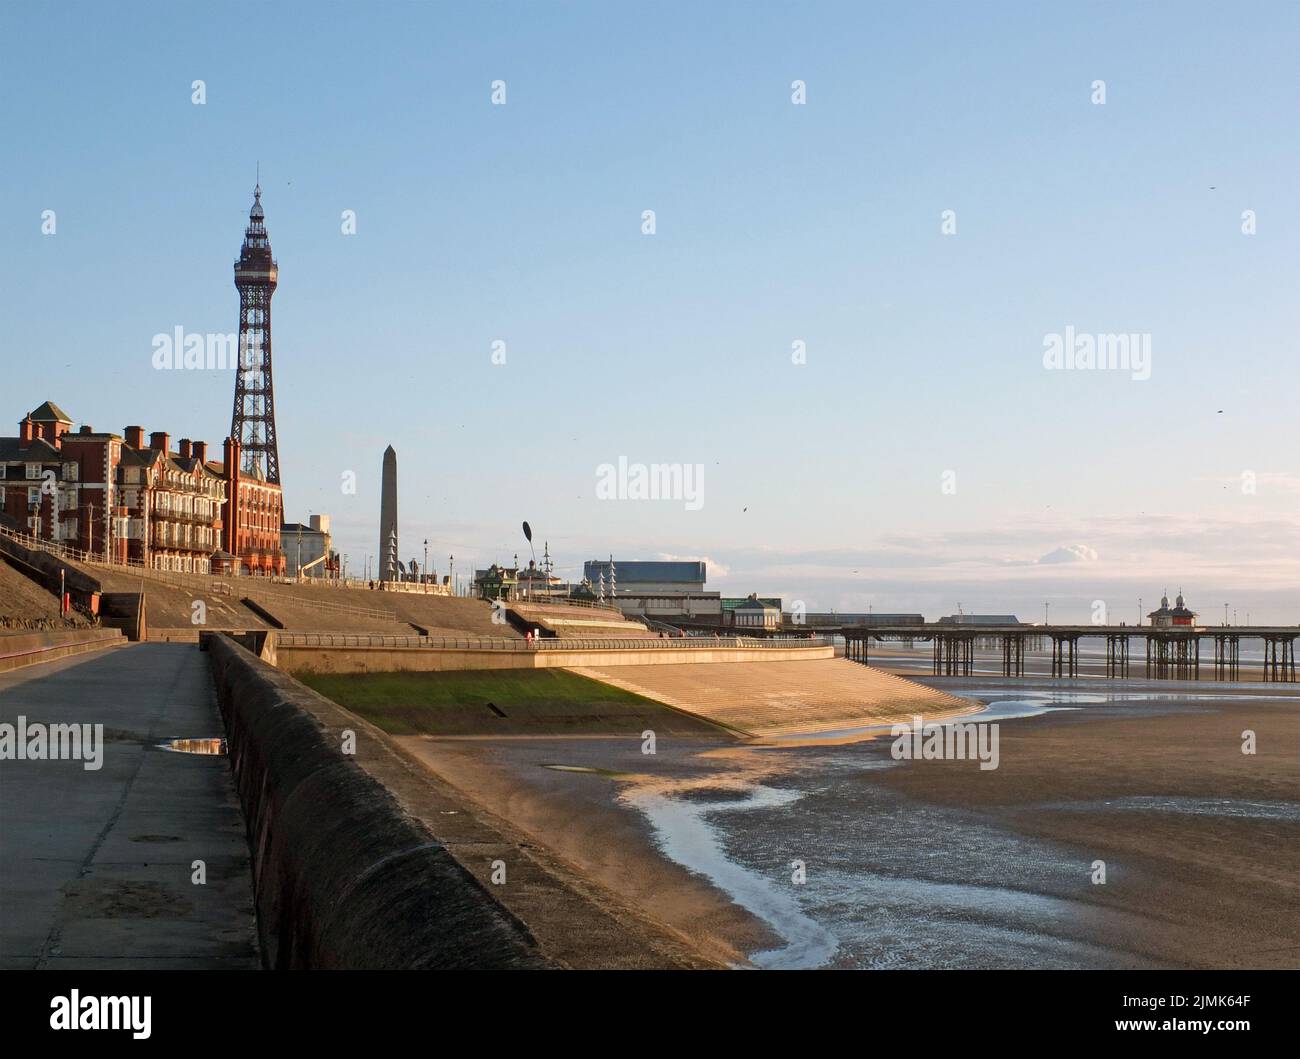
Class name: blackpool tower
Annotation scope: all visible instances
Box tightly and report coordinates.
[231,183,282,484]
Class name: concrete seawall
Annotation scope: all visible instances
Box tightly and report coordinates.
[204,634,550,969]
[0,628,124,673]
[277,640,834,675]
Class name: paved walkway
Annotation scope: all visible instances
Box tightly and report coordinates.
[0,643,258,968]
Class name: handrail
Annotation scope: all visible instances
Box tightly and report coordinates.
[634,612,686,636]
[509,596,626,615]
[274,632,834,651]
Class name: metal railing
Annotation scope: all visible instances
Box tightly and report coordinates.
[509,596,626,615]
[634,613,686,636]
[275,632,834,651]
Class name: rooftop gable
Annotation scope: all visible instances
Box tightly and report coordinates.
[28,400,72,424]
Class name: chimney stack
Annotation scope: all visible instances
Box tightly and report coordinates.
[149,431,170,453]
[18,415,33,449]
[193,440,207,465]
[179,438,192,459]
[124,425,145,449]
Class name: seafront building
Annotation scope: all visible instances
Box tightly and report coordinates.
[1148,591,1197,627]
[728,594,782,630]
[583,559,706,594]
[281,515,337,579]
[584,558,723,621]
[0,401,290,575]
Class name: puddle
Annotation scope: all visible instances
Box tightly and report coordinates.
[156,737,227,755]
[540,763,625,776]
[763,700,1077,743]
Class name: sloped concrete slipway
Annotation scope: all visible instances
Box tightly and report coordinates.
[566,657,977,738]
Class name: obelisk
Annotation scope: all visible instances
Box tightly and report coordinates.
[379,445,398,582]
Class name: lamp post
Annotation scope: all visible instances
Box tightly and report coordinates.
[423,538,429,589]
[449,554,455,596]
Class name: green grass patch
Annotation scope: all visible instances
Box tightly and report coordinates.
[299,667,722,737]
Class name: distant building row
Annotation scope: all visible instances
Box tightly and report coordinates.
[472,557,784,630]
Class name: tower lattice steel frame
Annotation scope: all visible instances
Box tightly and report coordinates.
[231,184,281,484]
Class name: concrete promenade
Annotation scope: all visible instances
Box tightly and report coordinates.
[0,644,258,968]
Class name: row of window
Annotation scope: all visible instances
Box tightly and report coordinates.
[19,462,79,481]
[154,492,218,520]
[152,523,216,549]
[160,472,223,498]
[152,554,212,574]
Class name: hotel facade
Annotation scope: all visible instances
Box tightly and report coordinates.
[0,401,284,575]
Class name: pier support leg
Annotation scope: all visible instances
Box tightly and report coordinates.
[1001,634,1024,677]
[1106,634,1129,678]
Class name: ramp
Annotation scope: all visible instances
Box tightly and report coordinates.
[567,657,976,738]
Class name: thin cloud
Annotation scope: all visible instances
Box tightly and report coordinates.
[1037,544,1099,564]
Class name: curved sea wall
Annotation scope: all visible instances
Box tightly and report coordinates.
[204,633,549,969]
[276,638,835,676]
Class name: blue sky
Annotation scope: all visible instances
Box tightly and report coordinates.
[2,1,1297,620]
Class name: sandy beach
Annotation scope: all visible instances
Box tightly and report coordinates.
[393,673,1300,969]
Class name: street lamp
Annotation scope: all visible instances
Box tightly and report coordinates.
[423,538,429,590]
[449,554,454,596]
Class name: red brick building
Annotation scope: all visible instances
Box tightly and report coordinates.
[219,436,285,575]
[1,401,284,576]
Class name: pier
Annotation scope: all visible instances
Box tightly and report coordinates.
[839,623,1299,681]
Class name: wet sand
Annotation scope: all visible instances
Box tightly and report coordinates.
[874,677,1300,968]
[396,734,783,966]
[396,675,1300,969]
